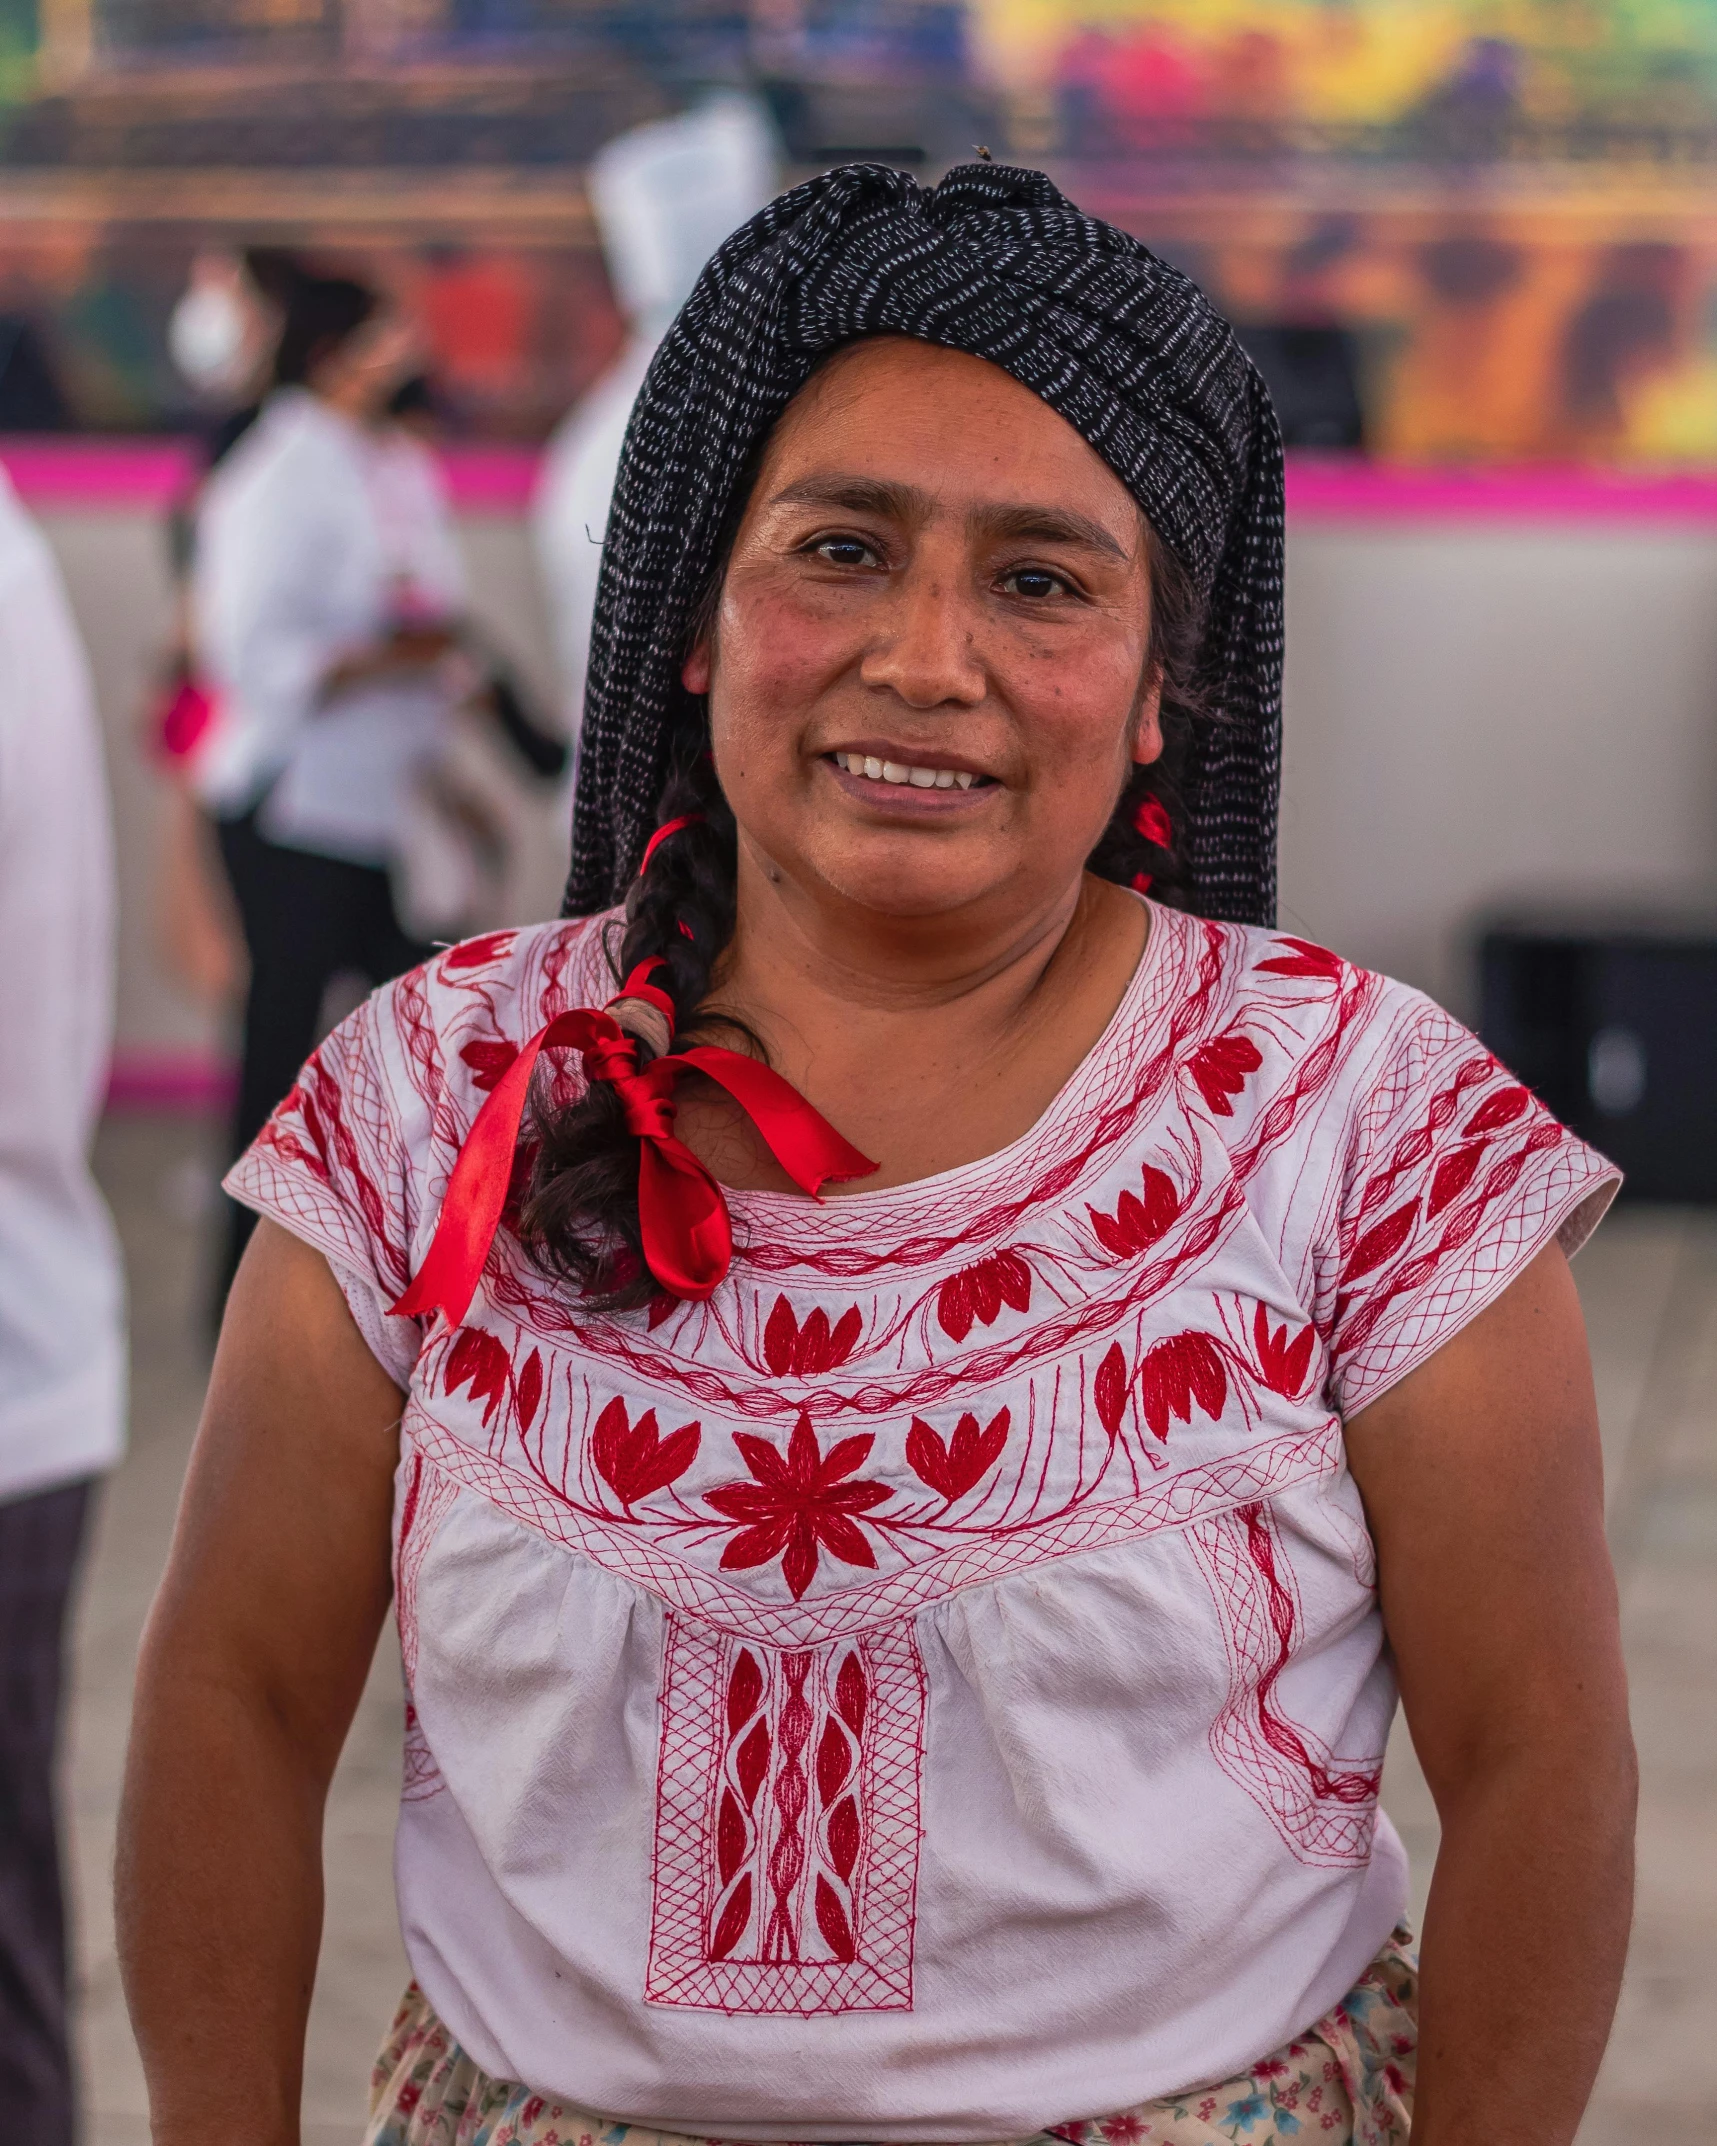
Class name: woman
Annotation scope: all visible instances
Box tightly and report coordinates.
[119,165,1634,2146]
[190,272,465,1296]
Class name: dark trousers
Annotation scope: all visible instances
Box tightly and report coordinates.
[0,1479,93,2146]
[215,812,431,1302]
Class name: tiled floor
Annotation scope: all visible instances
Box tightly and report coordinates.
[65,1113,1717,2143]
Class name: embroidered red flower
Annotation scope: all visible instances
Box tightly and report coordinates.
[705,1414,890,1599]
[440,929,517,974]
[1464,1081,1530,1136]
[1258,935,1344,982]
[1252,1303,1315,1399]
[1088,1163,1180,1259]
[443,1325,512,1429]
[936,1249,1032,1342]
[905,1407,1010,1502]
[1343,1198,1419,1283]
[590,1396,701,1507]
[1137,1331,1228,1441]
[1093,1342,1130,1436]
[1187,1029,1263,1115]
[763,1296,863,1377]
[459,1036,521,1093]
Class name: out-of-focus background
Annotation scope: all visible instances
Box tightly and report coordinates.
[3,2,1713,2139]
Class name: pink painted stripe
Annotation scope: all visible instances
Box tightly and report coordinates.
[1285,458,1717,522]
[9,437,1717,523]
[105,1051,235,1114]
[0,436,543,513]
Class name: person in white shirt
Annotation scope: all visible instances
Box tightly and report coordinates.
[532,95,777,755]
[0,465,125,2145]
[191,273,467,1300]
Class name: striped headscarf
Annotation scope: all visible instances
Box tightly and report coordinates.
[565,158,1285,927]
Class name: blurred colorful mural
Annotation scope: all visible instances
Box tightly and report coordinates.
[2,1,1717,460]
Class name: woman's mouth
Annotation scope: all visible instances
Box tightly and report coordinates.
[828,750,989,792]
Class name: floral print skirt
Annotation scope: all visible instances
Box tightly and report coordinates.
[363,1925,1416,2146]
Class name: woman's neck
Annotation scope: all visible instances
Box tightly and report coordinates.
[684,855,1150,1195]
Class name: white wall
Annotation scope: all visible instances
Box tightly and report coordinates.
[1280,524,1717,1018]
[36,505,1717,1063]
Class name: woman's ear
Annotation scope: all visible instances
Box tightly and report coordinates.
[681,638,712,696]
[1130,672,1165,766]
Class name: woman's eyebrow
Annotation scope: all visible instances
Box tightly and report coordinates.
[969,502,1131,560]
[766,475,923,519]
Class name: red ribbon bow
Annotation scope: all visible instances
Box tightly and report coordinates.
[390,964,876,1323]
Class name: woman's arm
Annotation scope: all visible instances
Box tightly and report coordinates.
[117,1219,405,2146]
[1345,1239,1635,2146]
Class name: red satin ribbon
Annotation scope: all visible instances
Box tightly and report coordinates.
[390,978,876,1322]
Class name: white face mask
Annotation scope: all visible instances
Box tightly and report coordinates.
[169,280,253,394]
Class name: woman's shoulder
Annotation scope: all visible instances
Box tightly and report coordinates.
[365,912,619,1120]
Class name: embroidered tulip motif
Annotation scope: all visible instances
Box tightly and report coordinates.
[1088,1164,1180,1259]
[439,929,517,974]
[1186,1030,1263,1117]
[763,1296,864,1377]
[1251,1304,1315,1399]
[905,1408,1010,1503]
[705,1415,890,1600]
[1257,936,1345,983]
[936,1249,1031,1342]
[590,1396,701,1508]
[458,1036,522,1093]
[443,1325,513,1430]
[1137,1332,1228,1442]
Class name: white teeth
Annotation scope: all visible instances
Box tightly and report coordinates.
[833,751,983,791]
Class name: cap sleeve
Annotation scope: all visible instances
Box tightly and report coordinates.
[223,971,432,1388]
[1321,988,1619,1420]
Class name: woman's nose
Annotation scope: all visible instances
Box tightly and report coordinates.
[858,565,987,709]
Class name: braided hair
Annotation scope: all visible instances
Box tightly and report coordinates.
[518,511,1205,1311]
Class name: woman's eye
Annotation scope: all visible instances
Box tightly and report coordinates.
[810,536,878,568]
[1003,567,1069,600]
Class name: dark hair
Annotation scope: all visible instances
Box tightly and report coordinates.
[518,431,1206,1313]
[271,275,377,390]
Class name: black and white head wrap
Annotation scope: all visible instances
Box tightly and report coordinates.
[566,158,1284,927]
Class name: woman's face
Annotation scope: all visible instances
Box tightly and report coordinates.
[687,337,1162,930]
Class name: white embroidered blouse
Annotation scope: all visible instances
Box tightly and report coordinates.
[227,901,1617,2140]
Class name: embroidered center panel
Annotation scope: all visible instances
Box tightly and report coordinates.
[646,1611,927,2014]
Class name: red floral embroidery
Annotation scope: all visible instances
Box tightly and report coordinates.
[1427,1139,1486,1218]
[1137,1331,1228,1441]
[440,930,517,975]
[763,1296,863,1377]
[905,1408,1010,1502]
[515,1347,544,1431]
[1258,936,1345,983]
[1464,1083,1530,1136]
[1094,1342,1130,1436]
[1088,1163,1180,1259]
[590,1397,701,1508]
[1252,1305,1316,1399]
[444,1327,512,1429]
[459,1037,521,1093]
[1187,1029,1263,1115]
[705,1415,890,1599]
[935,1249,1031,1341]
[1343,1198,1419,1283]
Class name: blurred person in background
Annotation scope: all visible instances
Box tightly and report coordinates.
[533,94,777,757]
[0,464,125,2145]
[151,247,308,1012]
[190,272,466,1302]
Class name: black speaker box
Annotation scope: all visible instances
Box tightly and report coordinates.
[1478,913,1717,1201]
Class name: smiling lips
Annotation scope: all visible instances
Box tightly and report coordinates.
[830,750,986,791]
